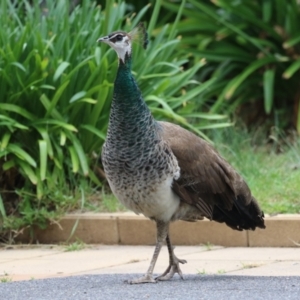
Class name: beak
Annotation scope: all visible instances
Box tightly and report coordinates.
[97,36,109,43]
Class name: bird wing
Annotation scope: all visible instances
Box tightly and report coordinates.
[159,121,265,230]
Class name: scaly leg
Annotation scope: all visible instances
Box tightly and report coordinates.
[128,220,168,284]
[156,234,187,281]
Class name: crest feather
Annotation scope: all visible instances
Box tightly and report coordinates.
[129,22,148,50]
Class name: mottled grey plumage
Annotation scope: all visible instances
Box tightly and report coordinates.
[98,23,265,284]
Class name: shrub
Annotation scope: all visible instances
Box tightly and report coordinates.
[162,0,300,132]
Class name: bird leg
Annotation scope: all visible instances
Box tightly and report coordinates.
[128,220,168,284]
[156,234,187,281]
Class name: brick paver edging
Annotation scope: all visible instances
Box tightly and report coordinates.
[17,213,300,247]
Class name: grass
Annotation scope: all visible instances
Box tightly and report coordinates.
[80,191,126,213]
[0,277,11,283]
[249,151,300,214]
[0,272,12,283]
[241,262,262,269]
[203,242,213,251]
[197,268,207,275]
[64,240,86,252]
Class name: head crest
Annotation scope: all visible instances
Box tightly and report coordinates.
[129,22,148,50]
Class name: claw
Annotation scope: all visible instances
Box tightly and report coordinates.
[156,256,187,281]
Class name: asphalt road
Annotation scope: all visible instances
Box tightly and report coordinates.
[1,274,299,300]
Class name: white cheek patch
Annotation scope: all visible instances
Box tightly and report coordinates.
[112,37,132,63]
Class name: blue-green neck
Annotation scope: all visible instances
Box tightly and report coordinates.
[111,54,151,118]
[106,54,159,146]
[113,55,140,105]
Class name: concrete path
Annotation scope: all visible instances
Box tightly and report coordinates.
[0,245,299,282]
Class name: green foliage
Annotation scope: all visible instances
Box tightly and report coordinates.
[64,240,86,252]
[197,269,207,275]
[162,0,300,131]
[0,0,229,240]
[0,271,12,283]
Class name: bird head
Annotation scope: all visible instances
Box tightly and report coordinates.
[97,23,148,63]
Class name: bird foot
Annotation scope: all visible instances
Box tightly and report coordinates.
[126,274,157,284]
[156,257,187,281]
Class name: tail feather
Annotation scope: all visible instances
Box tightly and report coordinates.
[212,196,265,231]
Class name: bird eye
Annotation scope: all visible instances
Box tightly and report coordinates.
[116,35,123,41]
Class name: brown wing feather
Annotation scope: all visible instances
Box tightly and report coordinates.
[159,121,265,230]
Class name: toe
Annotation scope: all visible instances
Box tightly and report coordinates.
[127,275,157,284]
[156,264,185,281]
[178,258,187,264]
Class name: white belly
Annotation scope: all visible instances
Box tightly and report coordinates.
[108,175,180,222]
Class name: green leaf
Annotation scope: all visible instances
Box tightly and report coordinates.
[282,59,300,79]
[80,124,106,141]
[262,0,272,23]
[0,194,6,217]
[40,84,56,90]
[297,100,300,134]
[69,91,87,103]
[182,113,227,120]
[68,146,79,173]
[38,140,47,181]
[68,134,89,176]
[88,168,102,186]
[77,98,97,104]
[34,126,54,158]
[0,115,29,130]
[177,77,217,104]
[34,119,78,132]
[7,144,37,167]
[263,69,275,114]
[36,176,43,200]
[3,160,15,171]
[17,159,38,185]
[46,80,70,117]
[283,34,300,49]
[1,132,11,150]
[146,95,187,123]
[0,104,36,120]
[225,57,277,99]
[60,130,67,146]
[53,61,70,82]
[198,122,233,130]
[89,80,111,127]
[10,62,27,73]
[40,94,64,120]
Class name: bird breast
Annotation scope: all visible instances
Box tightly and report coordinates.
[102,139,181,222]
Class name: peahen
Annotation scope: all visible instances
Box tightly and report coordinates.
[97,23,265,284]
